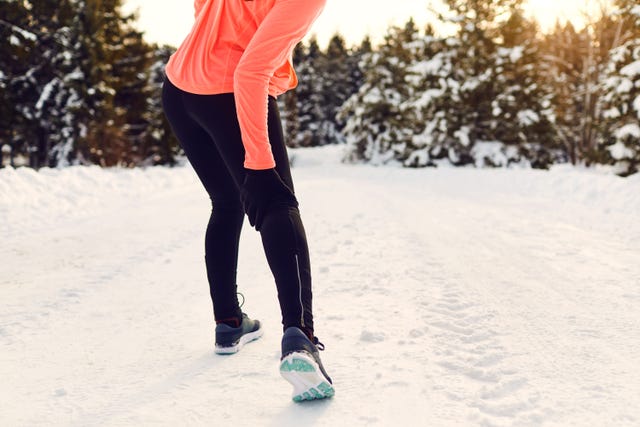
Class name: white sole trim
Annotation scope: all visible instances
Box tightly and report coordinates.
[214,327,263,355]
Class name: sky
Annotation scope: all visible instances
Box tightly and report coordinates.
[122,0,609,48]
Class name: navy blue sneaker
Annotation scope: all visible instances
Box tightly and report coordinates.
[280,327,334,402]
[214,313,263,354]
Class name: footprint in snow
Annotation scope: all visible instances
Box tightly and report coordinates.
[360,330,386,343]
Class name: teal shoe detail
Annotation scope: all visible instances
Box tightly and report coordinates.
[281,358,315,373]
[280,352,335,402]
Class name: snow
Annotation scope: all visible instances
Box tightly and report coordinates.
[616,77,634,94]
[411,57,445,77]
[362,86,382,104]
[603,106,621,119]
[412,88,445,109]
[609,141,635,160]
[35,79,58,112]
[615,123,640,141]
[454,126,471,147]
[8,23,37,42]
[2,145,640,426]
[497,46,524,63]
[518,109,540,127]
[621,60,640,77]
[472,141,523,168]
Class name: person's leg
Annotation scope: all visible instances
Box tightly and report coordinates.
[162,79,243,323]
[260,97,314,335]
[184,92,315,337]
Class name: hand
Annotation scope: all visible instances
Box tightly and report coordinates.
[240,168,297,231]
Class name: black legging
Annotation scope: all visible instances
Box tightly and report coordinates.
[162,78,313,334]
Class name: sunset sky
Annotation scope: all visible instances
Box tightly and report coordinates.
[122,0,609,48]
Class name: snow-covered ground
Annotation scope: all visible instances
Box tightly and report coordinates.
[1,146,639,426]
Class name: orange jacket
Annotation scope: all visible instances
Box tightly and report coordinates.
[165,0,326,169]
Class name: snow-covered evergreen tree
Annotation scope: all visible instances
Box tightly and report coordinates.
[1,0,157,167]
[72,0,139,166]
[141,45,181,165]
[340,20,420,164]
[9,0,86,168]
[0,0,35,166]
[281,35,363,148]
[599,3,640,175]
[278,43,302,146]
[291,37,324,147]
[401,31,461,167]
[488,7,559,168]
[366,0,554,169]
[540,22,588,164]
[541,4,625,168]
[111,22,153,165]
[436,0,530,166]
[316,34,358,145]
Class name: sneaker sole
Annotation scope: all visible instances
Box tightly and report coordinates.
[280,352,335,402]
[214,328,263,355]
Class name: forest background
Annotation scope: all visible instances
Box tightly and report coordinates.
[1,0,639,176]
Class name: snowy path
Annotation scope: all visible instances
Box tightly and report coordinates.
[2,148,640,426]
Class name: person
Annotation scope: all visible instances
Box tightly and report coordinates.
[161,0,333,402]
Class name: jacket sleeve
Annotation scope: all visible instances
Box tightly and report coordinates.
[194,0,206,18]
[234,0,326,170]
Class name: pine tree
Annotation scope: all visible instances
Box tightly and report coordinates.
[540,22,586,164]
[293,37,325,147]
[1,0,153,167]
[282,34,368,148]
[335,35,371,145]
[402,0,536,167]
[340,20,420,164]
[489,7,560,168]
[348,36,372,102]
[72,0,137,166]
[12,0,85,168]
[2,0,181,168]
[541,2,624,167]
[316,33,354,145]
[599,3,640,175]
[438,0,525,165]
[279,43,303,146]
[141,45,181,165]
[112,18,154,165]
[401,29,460,166]
[0,0,35,166]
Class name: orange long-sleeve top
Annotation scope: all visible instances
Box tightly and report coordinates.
[165,0,326,169]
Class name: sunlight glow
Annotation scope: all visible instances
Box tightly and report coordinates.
[122,0,613,48]
[523,0,608,31]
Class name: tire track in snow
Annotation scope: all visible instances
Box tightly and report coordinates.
[368,181,551,426]
[424,277,546,426]
[300,173,549,425]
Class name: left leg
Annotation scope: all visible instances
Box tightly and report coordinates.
[162,80,244,323]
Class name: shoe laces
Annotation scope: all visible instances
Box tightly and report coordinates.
[313,337,325,351]
[237,291,245,308]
